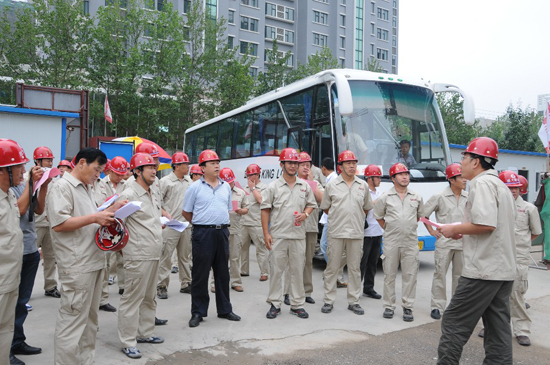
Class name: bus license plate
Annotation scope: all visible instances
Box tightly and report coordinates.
[418,240,424,250]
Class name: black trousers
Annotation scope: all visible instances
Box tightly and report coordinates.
[360,236,382,293]
[191,226,232,317]
[437,277,514,365]
[12,251,40,349]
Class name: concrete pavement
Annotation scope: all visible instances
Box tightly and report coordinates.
[18,246,550,364]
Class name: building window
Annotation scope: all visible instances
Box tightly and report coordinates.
[340,58,345,67]
[340,36,345,48]
[392,36,397,46]
[355,0,364,70]
[265,26,276,39]
[265,3,276,16]
[313,32,328,47]
[285,30,295,44]
[205,0,216,21]
[377,8,389,21]
[313,10,328,25]
[377,48,388,61]
[392,17,397,27]
[285,7,295,21]
[393,0,397,8]
[341,0,346,5]
[241,16,259,32]
[377,28,389,41]
[392,55,396,66]
[183,0,191,13]
[240,41,258,56]
[228,36,234,49]
[83,0,89,14]
[370,43,375,55]
[241,0,259,8]
[249,67,258,78]
[157,0,165,11]
[228,10,235,24]
[340,14,346,26]
[371,1,375,13]
[371,22,375,35]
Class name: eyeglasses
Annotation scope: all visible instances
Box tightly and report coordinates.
[461,155,475,162]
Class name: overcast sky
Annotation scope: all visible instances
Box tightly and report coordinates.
[399,0,550,119]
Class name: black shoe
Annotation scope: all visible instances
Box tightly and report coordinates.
[218,312,241,321]
[321,303,333,314]
[11,342,42,355]
[171,266,179,274]
[157,286,168,299]
[9,353,25,365]
[180,285,191,294]
[363,290,382,299]
[189,314,203,328]
[431,309,441,320]
[383,308,394,319]
[119,288,124,295]
[266,305,281,319]
[526,302,531,309]
[44,287,61,298]
[305,296,315,304]
[284,294,290,306]
[240,273,249,277]
[155,317,168,326]
[290,308,309,319]
[478,328,485,338]
[403,308,414,322]
[99,303,117,312]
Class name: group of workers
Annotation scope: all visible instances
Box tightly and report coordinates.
[0,134,540,365]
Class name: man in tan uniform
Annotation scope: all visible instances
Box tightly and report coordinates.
[437,137,517,364]
[157,152,193,299]
[498,171,541,346]
[0,139,27,365]
[262,148,316,319]
[219,168,249,292]
[240,164,269,281]
[422,163,467,320]
[320,151,373,315]
[118,153,165,359]
[374,162,423,322]
[47,147,123,365]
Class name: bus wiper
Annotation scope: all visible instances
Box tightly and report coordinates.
[373,113,400,149]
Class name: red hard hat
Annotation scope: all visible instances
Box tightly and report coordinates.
[279,148,299,162]
[498,170,522,187]
[364,165,382,177]
[95,218,129,252]
[198,149,220,165]
[110,156,128,175]
[338,150,358,164]
[220,167,236,183]
[130,153,156,170]
[104,159,112,172]
[464,137,499,161]
[172,152,189,164]
[70,156,76,169]
[0,139,30,167]
[298,152,312,163]
[33,146,54,160]
[445,163,462,179]
[519,175,528,195]
[245,164,261,176]
[389,163,409,177]
[190,164,203,175]
[135,142,160,157]
[57,160,73,168]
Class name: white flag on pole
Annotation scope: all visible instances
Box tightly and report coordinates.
[537,102,550,154]
[104,95,113,124]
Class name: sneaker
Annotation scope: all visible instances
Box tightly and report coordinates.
[337,281,348,288]
[321,303,333,314]
[431,309,441,320]
[122,347,142,359]
[157,286,168,299]
[45,287,61,298]
[108,276,114,285]
[26,303,33,311]
[348,304,365,315]
[284,294,290,306]
[266,305,281,319]
[137,336,164,344]
[290,308,309,319]
[383,308,394,319]
[403,308,414,322]
[171,266,179,274]
[180,285,191,294]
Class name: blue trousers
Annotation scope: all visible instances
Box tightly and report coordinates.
[12,250,40,349]
[191,227,232,317]
[320,224,328,262]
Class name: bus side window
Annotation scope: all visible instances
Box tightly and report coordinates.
[234,111,252,158]
[204,123,219,152]
[218,118,234,160]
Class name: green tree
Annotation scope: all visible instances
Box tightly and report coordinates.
[437,93,481,145]
[253,40,292,96]
[286,46,339,84]
[365,56,384,72]
[499,103,544,153]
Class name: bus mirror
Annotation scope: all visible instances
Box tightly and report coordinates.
[334,73,354,116]
[433,83,476,125]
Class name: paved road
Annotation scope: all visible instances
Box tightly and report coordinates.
[19,246,550,364]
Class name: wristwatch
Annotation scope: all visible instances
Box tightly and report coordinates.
[251,187,256,192]
[304,212,309,218]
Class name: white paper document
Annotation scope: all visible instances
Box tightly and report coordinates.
[160,217,189,232]
[97,194,119,212]
[114,201,142,219]
[33,167,61,194]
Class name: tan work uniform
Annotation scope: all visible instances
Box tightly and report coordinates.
[35,190,58,292]
[261,177,316,309]
[229,186,249,287]
[0,188,23,364]
[117,180,163,348]
[511,196,542,337]
[423,186,468,312]
[320,175,373,305]
[241,181,269,277]
[373,186,423,311]
[157,172,192,291]
[47,173,105,365]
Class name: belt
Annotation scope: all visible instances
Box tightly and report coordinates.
[193,224,230,229]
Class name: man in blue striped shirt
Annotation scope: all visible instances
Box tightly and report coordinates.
[182,150,241,328]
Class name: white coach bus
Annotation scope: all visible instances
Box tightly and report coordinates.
[184,69,475,251]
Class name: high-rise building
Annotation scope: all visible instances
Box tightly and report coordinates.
[85,0,399,75]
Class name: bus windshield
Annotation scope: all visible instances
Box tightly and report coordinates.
[334,80,448,180]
